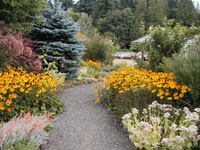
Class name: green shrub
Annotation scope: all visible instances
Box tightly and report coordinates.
[3,140,37,150]
[159,48,200,108]
[149,24,186,71]
[83,33,118,64]
[0,45,12,72]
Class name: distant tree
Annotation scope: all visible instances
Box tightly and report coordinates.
[74,0,95,16]
[93,0,116,24]
[167,0,179,19]
[134,0,147,19]
[129,0,147,41]
[97,8,134,48]
[120,0,138,11]
[130,20,146,41]
[147,0,169,27]
[55,0,74,10]
[0,0,46,31]
[176,0,198,26]
[77,13,95,37]
[30,2,84,79]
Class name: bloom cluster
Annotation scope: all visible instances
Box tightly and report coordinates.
[94,67,190,103]
[0,67,61,112]
[85,60,101,69]
[0,113,52,148]
[122,101,200,150]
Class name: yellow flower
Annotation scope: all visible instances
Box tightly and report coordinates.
[167,97,173,100]
[165,92,170,96]
[95,98,100,103]
[5,99,12,106]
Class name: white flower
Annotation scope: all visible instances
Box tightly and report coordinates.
[183,107,191,114]
[161,138,169,144]
[152,143,159,148]
[174,111,179,116]
[148,101,159,109]
[150,117,160,124]
[142,108,147,114]
[164,112,170,118]
[175,136,184,143]
[144,127,152,133]
[134,142,140,147]
[194,108,200,113]
[131,108,139,115]
[122,113,132,119]
[187,143,192,148]
[129,135,133,141]
[185,112,199,122]
[170,124,178,131]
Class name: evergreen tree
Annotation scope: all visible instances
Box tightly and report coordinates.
[0,0,46,31]
[176,0,198,26]
[167,0,179,19]
[77,13,94,37]
[97,8,134,48]
[130,0,147,40]
[55,0,74,10]
[147,0,168,27]
[120,0,138,11]
[93,0,116,24]
[30,2,84,79]
[134,0,147,22]
[74,0,96,16]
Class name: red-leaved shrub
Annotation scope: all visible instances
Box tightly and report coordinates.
[0,30,42,71]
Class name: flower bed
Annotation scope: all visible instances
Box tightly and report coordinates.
[94,67,190,103]
[0,113,52,150]
[0,67,64,122]
[122,101,200,150]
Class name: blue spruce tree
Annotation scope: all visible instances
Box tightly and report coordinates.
[30,2,84,79]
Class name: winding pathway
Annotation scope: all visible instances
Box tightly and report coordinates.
[47,83,134,150]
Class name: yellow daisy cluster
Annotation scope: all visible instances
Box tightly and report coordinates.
[0,67,62,111]
[94,67,190,103]
[86,60,101,69]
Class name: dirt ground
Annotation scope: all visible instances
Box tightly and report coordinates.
[112,59,137,67]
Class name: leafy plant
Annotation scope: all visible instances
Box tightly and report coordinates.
[0,67,64,122]
[2,139,37,150]
[0,30,42,72]
[83,32,118,64]
[159,47,200,108]
[122,101,200,150]
[148,23,186,71]
[0,113,52,149]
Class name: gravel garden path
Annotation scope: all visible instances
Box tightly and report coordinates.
[47,83,134,150]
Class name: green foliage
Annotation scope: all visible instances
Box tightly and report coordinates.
[148,23,186,70]
[77,13,95,37]
[120,0,137,11]
[146,0,168,27]
[100,87,155,117]
[55,0,74,10]
[74,0,96,16]
[97,8,134,48]
[30,2,84,79]
[78,67,106,79]
[0,0,47,31]
[68,11,81,22]
[0,45,12,72]
[3,140,37,150]
[83,33,118,63]
[159,47,200,108]
[176,0,198,27]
